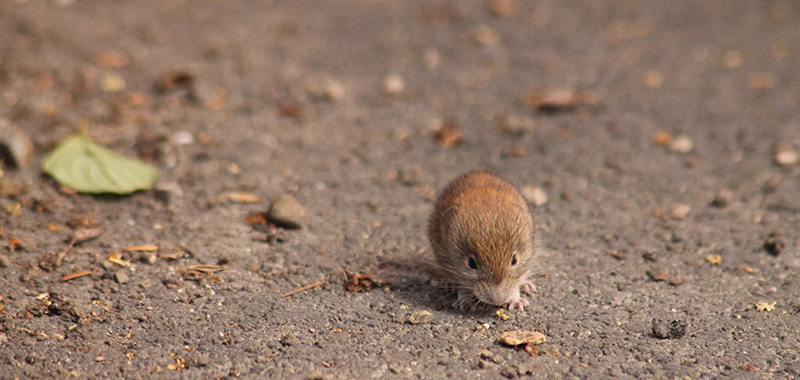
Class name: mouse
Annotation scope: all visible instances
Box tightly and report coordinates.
[428,171,536,311]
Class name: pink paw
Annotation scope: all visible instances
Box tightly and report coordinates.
[519,280,537,294]
[508,297,530,311]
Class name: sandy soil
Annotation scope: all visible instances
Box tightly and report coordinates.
[1,1,799,379]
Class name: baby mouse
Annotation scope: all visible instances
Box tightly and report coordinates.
[429,171,536,311]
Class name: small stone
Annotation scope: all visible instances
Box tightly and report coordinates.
[521,185,548,207]
[473,24,499,46]
[306,78,345,102]
[114,270,129,284]
[667,274,684,286]
[381,74,405,96]
[669,135,693,154]
[477,359,493,369]
[408,310,434,325]
[489,0,516,18]
[652,319,687,339]
[140,252,157,265]
[266,194,308,229]
[185,352,211,367]
[669,204,692,220]
[764,232,786,256]
[0,118,34,169]
[711,189,735,208]
[0,254,11,268]
[306,370,333,380]
[478,349,495,359]
[775,143,800,167]
[498,330,546,346]
[280,332,300,346]
[423,49,441,69]
[101,72,126,92]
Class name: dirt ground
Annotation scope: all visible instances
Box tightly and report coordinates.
[1,1,799,379]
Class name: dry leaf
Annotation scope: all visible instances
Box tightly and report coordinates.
[344,272,385,293]
[432,123,463,148]
[108,252,131,267]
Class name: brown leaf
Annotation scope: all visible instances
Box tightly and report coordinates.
[155,72,195,93]
[432,123,463,148]
[344,272,386,293]
[278,103,302,118]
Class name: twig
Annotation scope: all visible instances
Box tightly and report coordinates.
[59,269,95,282]
[281,280,326,297]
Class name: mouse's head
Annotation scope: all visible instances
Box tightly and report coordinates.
[437,205,534,306]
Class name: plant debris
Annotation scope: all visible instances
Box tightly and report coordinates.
[108,251,132,267]
[521,88,598,113]
[58,270,95,282]
[432,122,463,148]
[755,302,775,312]
[123,245,159,252]
[220,192,261,203]
[42,133,159,194]
[343,272,386,293]
[282,280,326,297]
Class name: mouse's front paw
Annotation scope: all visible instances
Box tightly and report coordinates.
[519,280,537,294]
[508,297,529,311]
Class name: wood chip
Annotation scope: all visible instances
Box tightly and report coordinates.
[282,280,326,297]
[220,192,261,203]
[123,245,158,252]
[498,330,546,346]
[177,264,226,274]
[59,270,95,282]
[108,251,132,267]
[521,88,598,113]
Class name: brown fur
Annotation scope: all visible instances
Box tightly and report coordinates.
[429,172,535,309]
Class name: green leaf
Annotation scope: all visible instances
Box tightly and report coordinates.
[42,135,159,194]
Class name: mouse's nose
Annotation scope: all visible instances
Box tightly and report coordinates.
[483,288,511,306]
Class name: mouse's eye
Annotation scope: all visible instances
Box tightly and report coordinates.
[511,255,518,266]
[468,257,477,270]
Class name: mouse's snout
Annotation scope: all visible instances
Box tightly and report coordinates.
[478,285,514,306]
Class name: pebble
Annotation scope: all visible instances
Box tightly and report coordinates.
[381,74,405,96]
[669,204,692,220]
[669,135,693,154]
[0,254,11,268]
[474,24,499,45]
[652,319,687,339]
[0,118,34,168]
[408,310,434,325]
[114,270,129,284]
[266,194,308,229]
[711,189,735,208]
[775,143,799,166]
[763,232,786,256]
[521,185,548,207]
[280,332,300,346]
[489,0,516,18]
